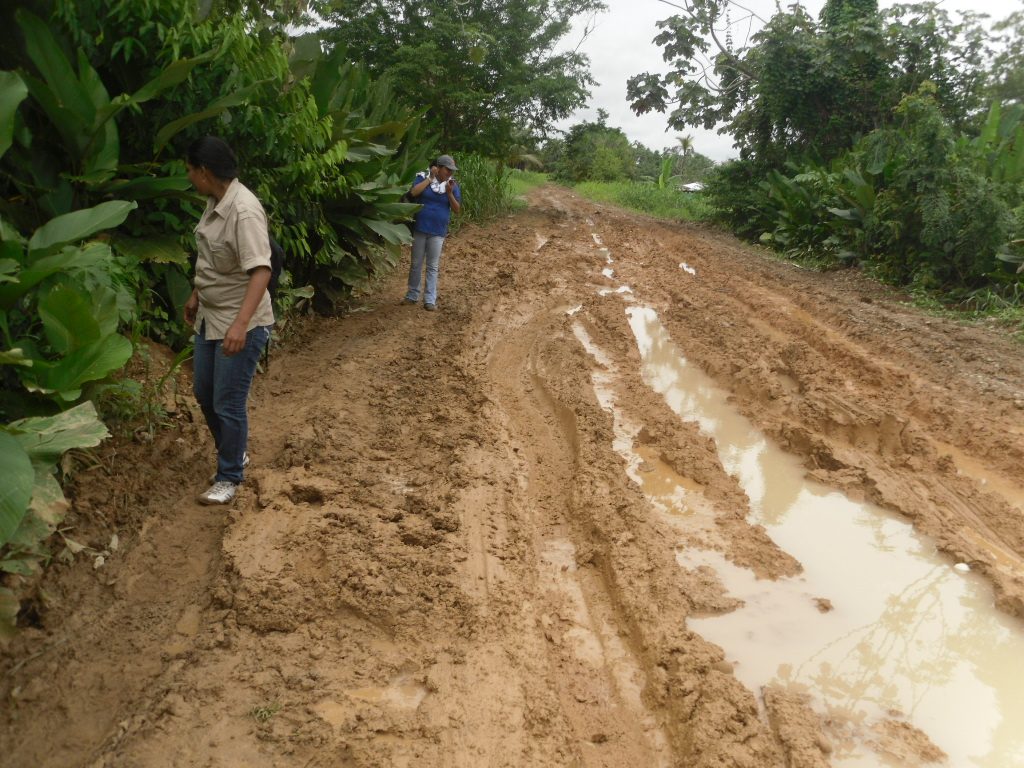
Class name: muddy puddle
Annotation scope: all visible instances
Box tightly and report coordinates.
[574,301,1024,767]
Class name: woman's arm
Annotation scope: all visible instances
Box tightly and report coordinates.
[447,179,461,214]
[222,266,271,355]
[410,166,438,197]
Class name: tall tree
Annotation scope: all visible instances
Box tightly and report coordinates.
[552,113,635,182]
[314,0,605,157]
[626,0,995,168]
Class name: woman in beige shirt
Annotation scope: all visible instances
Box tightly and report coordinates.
[183,136,274,505]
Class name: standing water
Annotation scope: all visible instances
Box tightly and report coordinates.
[621,306,1024,767]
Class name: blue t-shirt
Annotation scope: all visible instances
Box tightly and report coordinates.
[411,172,461,236]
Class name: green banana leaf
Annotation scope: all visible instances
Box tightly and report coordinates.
[7,401,110,463]
[0,432,33,544]
[0,71,28,159]
[21,333,133,402]
[27,200,137,258]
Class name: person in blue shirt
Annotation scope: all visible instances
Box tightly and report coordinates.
[402,154,462,311]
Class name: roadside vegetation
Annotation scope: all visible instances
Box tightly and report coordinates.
[628,0,1023,331]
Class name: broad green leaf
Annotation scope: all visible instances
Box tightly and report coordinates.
[100,175,191,199]
[91,285,120,337]
[0,348,32,367]
[164,266,193,323]
[373,202,421,216]
[332,260,369,288]
[979,101,1000,148]
[289,33,323,83]
[31,334,133,402]
[0,217,25,245]
[0,241,113,309]
[6,508,52,552]
[0,554,39,576]
[20,73,89,158]
[38,284,102,354]
[0,432,33,544]
[345,144,391,162]
[7,401,109,463]
[362,218,412,245]
[0,71,28,159]
[17,10,93,125]
[0,258,18,284]
[153,84,264,152]
[82,117,119,182]
[127,53,214,105]
[0,247,80,309]
[27,200,137,257]
[112,233,189,265]
[77,51,110,111]
[26,467,65,527]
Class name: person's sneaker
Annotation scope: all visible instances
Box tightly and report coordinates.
[208,451,249,484]
[197,481,238,505]
[400,297,417,305]
[424,303,437,311]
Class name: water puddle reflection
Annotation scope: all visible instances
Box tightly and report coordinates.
[617,305,1024,767]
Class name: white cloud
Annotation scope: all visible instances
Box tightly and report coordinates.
[555,0,1017,162]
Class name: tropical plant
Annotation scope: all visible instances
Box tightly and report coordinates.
[0,402,109,641]
[627,0,997,169]
[314,0,605,157]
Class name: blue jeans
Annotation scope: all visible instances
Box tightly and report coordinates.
[405,231,445,305]
[193,322,271,484]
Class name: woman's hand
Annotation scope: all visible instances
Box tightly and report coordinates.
[222,320,248,356]
[184,289,199,325]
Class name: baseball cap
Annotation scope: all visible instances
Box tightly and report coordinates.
[436,154,458,171]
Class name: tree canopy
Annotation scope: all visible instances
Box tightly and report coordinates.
[313,0,606,158]
[626,0,1001,168]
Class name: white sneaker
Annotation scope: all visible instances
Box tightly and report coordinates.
[197,481,238,505]
[208,452,250,484]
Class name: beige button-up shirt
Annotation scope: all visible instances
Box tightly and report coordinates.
[193,178,275,339]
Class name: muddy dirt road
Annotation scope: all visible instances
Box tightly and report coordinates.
[3,185,1024,767]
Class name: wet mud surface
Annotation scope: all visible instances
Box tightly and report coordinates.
[2,185,1023,767]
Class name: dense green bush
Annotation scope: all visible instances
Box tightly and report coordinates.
[720,87,1023,300]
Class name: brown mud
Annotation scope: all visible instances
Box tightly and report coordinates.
[2,185,1022,767]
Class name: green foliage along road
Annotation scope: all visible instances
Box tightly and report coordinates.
[315,0,606,159]
[628,0,1024,303]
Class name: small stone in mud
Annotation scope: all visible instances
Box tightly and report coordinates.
[816,735,833,754]
[638,461,654,473]
[590,733,608,744]
[813,597,833,613]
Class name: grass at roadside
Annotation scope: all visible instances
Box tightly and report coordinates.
[573,180,713,222]
[508,170,549,207]
[906,286,1024,342]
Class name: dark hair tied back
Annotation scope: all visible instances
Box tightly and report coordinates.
[187,136,239,180]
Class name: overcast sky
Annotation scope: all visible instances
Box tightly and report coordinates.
[554,0,1019,161]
